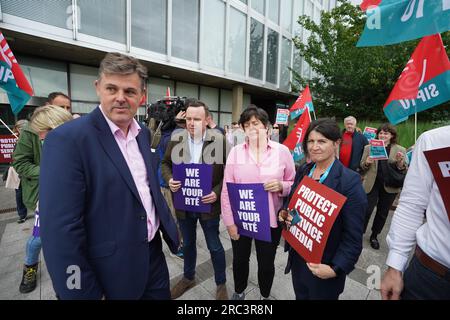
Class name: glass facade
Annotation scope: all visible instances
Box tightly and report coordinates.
[202,0,225,69]
[266,28,279,84]
[249,18,264,80]
[227,7,246,76]
[132,0,167,54]
[78,0,126,44]
[0,0,337,124]
[172,0,199,62]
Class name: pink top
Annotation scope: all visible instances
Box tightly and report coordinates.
[100,106,159,241]
[221,140,296,228]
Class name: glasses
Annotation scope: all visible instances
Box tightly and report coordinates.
[273,127,279,129]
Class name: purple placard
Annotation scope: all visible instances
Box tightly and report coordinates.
[173,163,213,213]
[32,210,40,237]
[227,183,271,242]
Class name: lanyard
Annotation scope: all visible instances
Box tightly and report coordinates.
[308,159,335,184]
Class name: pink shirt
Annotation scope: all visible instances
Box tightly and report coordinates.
[221,140,296,228]
[99,106,159,241]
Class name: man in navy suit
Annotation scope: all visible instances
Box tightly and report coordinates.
[39,52,179,300]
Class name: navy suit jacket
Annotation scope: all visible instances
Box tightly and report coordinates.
[39,107,179,299]
[285,160,367,294]
[347,131,369,172]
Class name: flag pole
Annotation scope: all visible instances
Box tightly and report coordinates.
[414,105,417,143]
[0,118,18,138]
[312,110,317,120]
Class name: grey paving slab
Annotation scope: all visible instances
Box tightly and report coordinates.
[339,277,370,300]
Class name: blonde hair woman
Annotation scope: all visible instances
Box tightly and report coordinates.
[13,105,72,294]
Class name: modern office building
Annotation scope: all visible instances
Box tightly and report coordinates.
[0,0,336,129]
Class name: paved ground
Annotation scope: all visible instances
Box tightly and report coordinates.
[0,178,392,300]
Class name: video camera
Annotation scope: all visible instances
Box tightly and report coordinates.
[145,96,187,132]
[145,96,188,149]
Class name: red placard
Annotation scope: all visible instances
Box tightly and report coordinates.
[424,147,450,221]
[282,176,347,263]
[0,135,17,163]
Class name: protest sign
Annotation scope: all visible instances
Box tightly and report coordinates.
[369,139,388,160]
[363,127,377,142]
[282,176,347,263]
[424,147,450,221]
[0,135,17,163]
[227,183,271,242]
[275,109,290,125]
[172,163,213,213]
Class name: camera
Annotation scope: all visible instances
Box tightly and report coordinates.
[145,96,187,132]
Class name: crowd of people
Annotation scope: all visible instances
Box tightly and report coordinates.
[5,52,449,300]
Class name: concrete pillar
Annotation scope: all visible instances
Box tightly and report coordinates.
[232,85,243,122]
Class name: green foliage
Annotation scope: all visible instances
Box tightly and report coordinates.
[292,0,450,122]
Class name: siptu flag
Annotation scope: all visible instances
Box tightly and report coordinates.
[0,32,33,115]
[290,86,314,120]
[383,34,450,125]
[293,138,305,162]
[357,0,450,47]
[283,108,311,151]
[164,87,171,105]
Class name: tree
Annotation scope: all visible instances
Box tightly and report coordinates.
[292,0,450,121]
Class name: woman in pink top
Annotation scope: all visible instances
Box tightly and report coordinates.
[221,105,295,300]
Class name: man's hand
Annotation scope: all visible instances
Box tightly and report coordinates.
[381,267,404,300]
[306,263,337,279]
[169,178,181,193]
[278,209,292,230]
[201,191,217,204]
[264,180,283,193]
[227,224,240,241]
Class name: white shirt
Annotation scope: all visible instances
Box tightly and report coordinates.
[188,132,206,164]
[386,125,450,272]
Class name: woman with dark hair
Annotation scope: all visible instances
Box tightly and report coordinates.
[278,118,367,300]
[360,123,407,250]
[221,105,295,300]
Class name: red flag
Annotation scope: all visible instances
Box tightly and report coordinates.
[360,0,381,11]
[384,34,450,108]
[283,109,311,151]
[290,86,312,112]
[165,87,171,105]
[0,31,33,114]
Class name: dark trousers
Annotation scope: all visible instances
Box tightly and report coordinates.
[290,251,345,300]
[402,255,450,300]
[140,233,171,300]
[364,179,397,236]
[231,226,282,298]
[179,213,226,285]
[15,184,27,219]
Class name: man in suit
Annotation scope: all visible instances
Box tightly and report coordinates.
[39,52,179,300]
[161,100,229,300]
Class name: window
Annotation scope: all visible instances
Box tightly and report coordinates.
[132,0,167,54]
[201,0,225,69]
[220,89,232,113]
[227,7,247,75]
[176,82,198,99]
[172,0,199,62]
[280,0,293,32]
[251,0,265,15]
[266,28,279,84]
[69,64,98,102]
[18,56,68,98]
[267,0,279,24]
[200,87,219,111]
[147,78,175,103]
[0,0,72,30]
[280,37,292,91]
[78,0,126,43]
[249,19,264,80]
